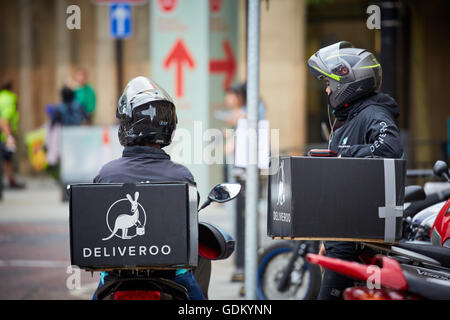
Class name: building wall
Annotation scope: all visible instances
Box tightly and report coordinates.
[2,0,446,174]
[259,0,307,155]
[1,0,308,173]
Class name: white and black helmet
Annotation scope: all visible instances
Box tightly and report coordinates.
[117,76,177,147]
[307,41,382,109]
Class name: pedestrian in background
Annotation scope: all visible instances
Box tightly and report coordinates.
[73,68,96,123]
[223,82,266,159]
[52,86,89,127]
[224,82,266,127]
[0,81,24,189]
[223,82,267,287]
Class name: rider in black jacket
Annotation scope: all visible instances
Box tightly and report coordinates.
[307,41,404,300]
[328,91,403,159]
[93,76,205,300]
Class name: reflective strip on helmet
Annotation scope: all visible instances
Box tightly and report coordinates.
[358,58,381,69]
[311,66,341,82]
[357,64,381,69]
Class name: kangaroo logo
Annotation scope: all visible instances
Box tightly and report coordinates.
[276,160,285,206]
[102,192,147,241]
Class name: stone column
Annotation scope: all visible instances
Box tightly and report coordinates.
[94,4,117,125]
[55,0,72,95]
[259,0,307,154]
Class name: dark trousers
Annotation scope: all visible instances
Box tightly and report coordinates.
[192,256,211,299]
[317,241,360,300]
[174,271,206,300]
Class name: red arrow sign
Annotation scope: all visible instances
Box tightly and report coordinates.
[209,40,236,90]
[163,39,195,98]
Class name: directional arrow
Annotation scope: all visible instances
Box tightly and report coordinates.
[209,40,236,90]
[111,4,130,37]
[163,39,195,98]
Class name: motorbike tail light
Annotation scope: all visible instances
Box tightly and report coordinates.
[343,287,418,300]
[344,287,390,300]
[198,242,220,259]
[113,290,161,300]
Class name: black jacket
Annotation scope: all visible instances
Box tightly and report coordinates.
[329,92,403,158]
[93,145,196,186]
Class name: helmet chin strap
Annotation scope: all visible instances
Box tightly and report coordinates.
[327,103,337,150]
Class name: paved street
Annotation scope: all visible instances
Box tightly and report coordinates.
[0,177,272,300]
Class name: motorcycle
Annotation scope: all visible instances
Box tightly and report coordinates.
[256,162,449,300]
[306,253,450,300]
[306,160,450,300]
[257,240,322,300]
[402,162,450,242]
[92,183,240,300]
[258,159,450,300]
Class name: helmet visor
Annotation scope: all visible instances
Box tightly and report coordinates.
[119,76,174,117]
[308,41,354,82]
[317,41,354,69]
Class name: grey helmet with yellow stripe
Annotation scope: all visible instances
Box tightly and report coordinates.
[307,41,382,109]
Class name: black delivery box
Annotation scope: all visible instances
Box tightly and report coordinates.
[268,157,406,243]
[69,182,198,270]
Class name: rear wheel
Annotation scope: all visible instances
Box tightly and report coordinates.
[257,241,321,300]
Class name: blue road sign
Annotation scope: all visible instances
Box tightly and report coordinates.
[110,3,132,39]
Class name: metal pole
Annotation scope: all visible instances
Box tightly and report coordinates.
[116,39,124,97]
[245,0,260,300]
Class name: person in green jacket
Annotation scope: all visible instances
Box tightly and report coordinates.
[0,81,24,189]
[73,68,96,122]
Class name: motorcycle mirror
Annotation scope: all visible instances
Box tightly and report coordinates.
[433,160,449,179]
[198,183,241,212]
[208,183,241,203]
[404,185,426,203]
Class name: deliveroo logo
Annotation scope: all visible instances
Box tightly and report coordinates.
[102,192,147,241]
[342,137,348,145]
[276,160,286,206]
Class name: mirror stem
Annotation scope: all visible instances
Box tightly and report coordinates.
[198,198,212,213]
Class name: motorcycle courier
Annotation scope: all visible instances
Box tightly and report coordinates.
[262,41,450,300]
[68,77,238,300]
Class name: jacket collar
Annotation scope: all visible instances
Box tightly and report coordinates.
[346,92,380,121]
[122,145,170,160]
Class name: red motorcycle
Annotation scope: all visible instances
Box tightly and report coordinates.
[307,160,450,300]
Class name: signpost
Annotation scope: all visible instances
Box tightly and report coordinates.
[151,0,209,198]
[151,0,238,200]
[92,0,146,4]
[109,3,132,99]
[209,40,236,90]
[163,39,196,98]
[109,3,132,39]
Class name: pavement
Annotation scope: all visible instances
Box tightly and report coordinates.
[0,176,272,300]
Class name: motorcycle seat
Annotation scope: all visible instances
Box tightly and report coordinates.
[395,242,450,269]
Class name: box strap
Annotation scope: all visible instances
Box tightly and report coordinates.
[378,159,404,243]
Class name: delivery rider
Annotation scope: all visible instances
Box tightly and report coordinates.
[93,76,206,300]
[307,41,403,300]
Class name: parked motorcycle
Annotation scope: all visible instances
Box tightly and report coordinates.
[306,253,450,300]
[306,160,450,300]
[256,164,448,300]
[402,163,450,242]
[257,240,322,300]
[259,159,450,300]
[92,183,240,300]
